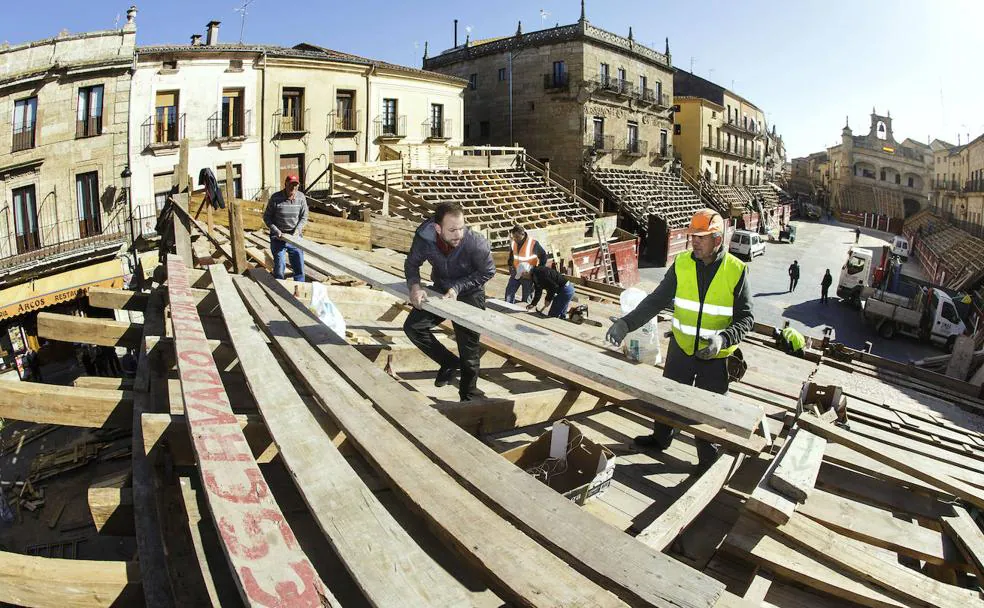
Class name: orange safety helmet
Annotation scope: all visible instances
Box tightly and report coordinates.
[686,208,725,236]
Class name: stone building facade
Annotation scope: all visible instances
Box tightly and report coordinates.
[827,109,931,218]
[0,8,136,261]
[672,70,776,187]
[423,5,675,183]
[931,135,984,236]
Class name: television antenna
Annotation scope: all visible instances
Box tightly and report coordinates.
[234,0,259,43]
[540,9,551,25]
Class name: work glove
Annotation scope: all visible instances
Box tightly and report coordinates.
[606,319,629,346]
[269,225,282,238]
[696,334,724,360]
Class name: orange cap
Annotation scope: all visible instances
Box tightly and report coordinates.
[687,208,724,236]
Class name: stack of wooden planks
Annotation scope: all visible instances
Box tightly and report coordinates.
[6,211,984,607]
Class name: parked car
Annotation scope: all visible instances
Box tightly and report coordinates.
[729,230,766,259]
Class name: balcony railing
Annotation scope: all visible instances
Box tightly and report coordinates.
[207,109,251,142]
[329,109,361,134]
[965,180,984,193]
[274,108,309,136]
[11,126,36,152]
[624,139,648,157]
[596,76,634,97]
[934,179,964,192]
[650,145,672,162]
[0,215,128,265]
[587,133,615,152]
[638,88,670,107]
[141,113,185,149]
[544,73,569,90]
[75,116,102,139]
[374,115,407,139]
[423,118,452,141]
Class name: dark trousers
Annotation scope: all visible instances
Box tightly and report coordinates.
[651,339,728,464]
[788,277,799,291]
[505,276,532,303]
[404,289,485,399]
[271,237,305,282]
[820,288,829,304]
[547,283,576,318]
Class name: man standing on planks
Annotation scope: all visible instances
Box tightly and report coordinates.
[505,224,548,303]
[405,201,496,401]
[606,209,754,468]
[263,174,308,282]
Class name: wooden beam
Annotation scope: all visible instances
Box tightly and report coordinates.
[141,412,278,465]
[213,265,471,606]
[165,255,337,607]
[226,162,247,273]
[236,275,627,607]
[800,488,965,568]
[0,382,132,428]
[88,286,149,311]
[771,512,980,607]
[942,506,984,576]
[172,192,194,267]
[635,452,738,550]
[247,270,728,608]
[742,570,773,603]
[0,552,143,607]
[769,427,825,502]
[88,486,134,536]
[279,235,763,437]
[723,516,908,608]
[816,462,955,524]
[799,417,984,510]
[37,312,142,348]
[434,387,608,435]
[747,438,797,525]
[74,376,134,390]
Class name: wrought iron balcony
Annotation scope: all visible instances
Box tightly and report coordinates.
[141,113,185,150]
[207,109,251,142]
[11,125,36,152]
[423,118,452,141]
[329,108,361,134]
[75,116,102,139]
[544,72,569,90]
[374,115,407,139]
[274,108,309,136]
[624,139,648,157]
[586,133,615,152]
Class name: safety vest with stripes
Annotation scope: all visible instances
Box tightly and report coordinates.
[781,327,806,352]
[512,237,540,269]
[672,252,746,358]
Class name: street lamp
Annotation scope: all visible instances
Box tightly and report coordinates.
[120,166,137,282]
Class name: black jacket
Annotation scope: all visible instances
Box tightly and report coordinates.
[821,273,833,289]
[788,263,800,279]
[529,265,568,307]
[405,219,495,296]
[621,247,754,350]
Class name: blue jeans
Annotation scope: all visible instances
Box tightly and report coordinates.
[505,275,532,303]
[547,283,575,318]
[271,237,305,282]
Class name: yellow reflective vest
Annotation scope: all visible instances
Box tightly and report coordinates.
[781,327,806,352]
[671,252,746,358]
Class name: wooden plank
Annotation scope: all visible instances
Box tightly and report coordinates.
[723,516,908,608]
[226,162,248,273]
[769,427,825,502]
[74,376,134,390]
[799,417,984,509]
[816,463,954,523]
[747,439,797,525]
[165,255,337,607]
[434,387,608,435]
[129,290,176,607]
[173,193,194,267]
[88,286,150,311]
[37,311,142,348]
[635,452,737,550]
[178,476,246,607]
[742,570,773,603]
[942,505,984,576]
[0,382,132,428]
[141,412,279,466]
[280,235,763,437]
[247,271,726,608]
[88,486,134,536]
[236,275,627,608]
[769,511,980,607]
[212,264,470,607]
[800,488,962,567]
[0,552,144,607]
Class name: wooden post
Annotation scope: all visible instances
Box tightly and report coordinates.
[544,160,551,185]
[226,162,248,274]
[487,151,492,168]
[328,163,334,198]
[382,169,390,216]
[172,139,193,265]
[205,198,214,237]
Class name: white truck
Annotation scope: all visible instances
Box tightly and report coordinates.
[836,248,875,307]
[890,235,911,262]
[862,287,966,350]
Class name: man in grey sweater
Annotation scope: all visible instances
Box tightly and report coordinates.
[263,174,308,282]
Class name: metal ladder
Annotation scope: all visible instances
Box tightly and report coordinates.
[597,231,618,285]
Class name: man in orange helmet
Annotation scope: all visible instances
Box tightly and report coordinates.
[606,208,753,468]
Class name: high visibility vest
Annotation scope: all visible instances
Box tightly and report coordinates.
[671,252,745,358]
[781,327,806,352]
[512,237,540,269]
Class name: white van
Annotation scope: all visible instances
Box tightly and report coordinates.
[729,230,766,260]
[891,235,910,262]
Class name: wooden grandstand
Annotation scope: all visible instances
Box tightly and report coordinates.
[903,210,984,290]
[835,183,905,219]
[588,167,706,230]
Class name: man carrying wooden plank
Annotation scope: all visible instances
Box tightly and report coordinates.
[263,174,308,282]
[606,209,754,467]
[405,202,495,401]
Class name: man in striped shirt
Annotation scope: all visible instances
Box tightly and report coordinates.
[263,174,308,282]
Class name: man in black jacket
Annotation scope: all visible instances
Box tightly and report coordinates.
[404,202,495,401]
[788,260,800,292]
[521,262,575,319]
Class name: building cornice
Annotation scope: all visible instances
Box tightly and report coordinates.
[424,20,671,71]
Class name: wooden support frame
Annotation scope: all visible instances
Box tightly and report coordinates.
[247,270,731,608]
[942,505,984,577]
[0,552,144,607]
[0,382,132,428]
[769,427,825,502]
[279,234,764,437]
[225,161,248,273]
[37,312,143,348]
[165,255,337,607]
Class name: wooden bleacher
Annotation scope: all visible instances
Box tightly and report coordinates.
[836,184,904,218]
[402,168,594,248]
[588,168,704,230]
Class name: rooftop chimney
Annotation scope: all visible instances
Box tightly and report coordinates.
[206,20,220,46]
[454,20,458,47]
[126,5,137,25]
[191,34,202,46]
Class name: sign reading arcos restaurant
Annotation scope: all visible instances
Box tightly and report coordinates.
[0,258,128,321]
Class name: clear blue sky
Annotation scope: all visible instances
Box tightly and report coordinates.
[4,0,982,158]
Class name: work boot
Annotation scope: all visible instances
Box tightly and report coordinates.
[459,387,486,402]
[633,433,673,451]
[434,365,458,388]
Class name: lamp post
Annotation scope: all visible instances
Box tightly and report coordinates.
[120,165,137,279]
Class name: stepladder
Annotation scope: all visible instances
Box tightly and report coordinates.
[597,231,619,286]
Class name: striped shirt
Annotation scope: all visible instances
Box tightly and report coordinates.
[263,190,308,235]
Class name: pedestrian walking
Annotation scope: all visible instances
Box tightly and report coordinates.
[855,226,861,244]
[788,260,800,292]
[820,269,832,304]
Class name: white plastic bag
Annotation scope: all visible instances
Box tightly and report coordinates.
[309,282,346,338]
[619,287,662,365]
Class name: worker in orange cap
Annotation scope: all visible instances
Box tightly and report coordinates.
[605,208,753,468]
